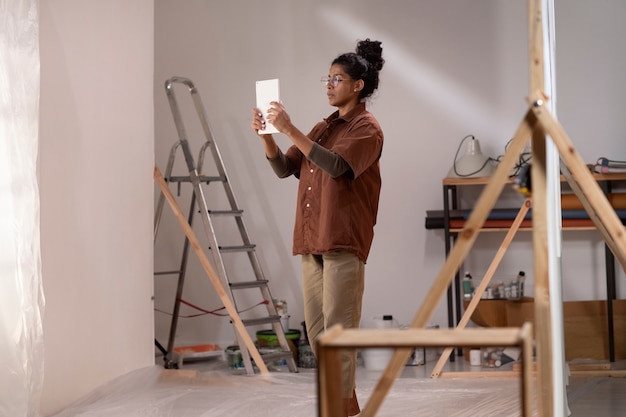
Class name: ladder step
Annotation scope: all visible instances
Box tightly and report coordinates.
[216,244,256,253]
[154,270,182,276]
[208,209,243,216]
[242,316,281,327]
[167,175,225,183]
[229,280,270,290]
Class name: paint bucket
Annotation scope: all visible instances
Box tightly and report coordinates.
[225,345,244,369]
[362,348,394,371]
[256,329,301,363]
[373,314,397,329]
[470,349,482,366]
[256,329,301,346]
[364,315,396,371]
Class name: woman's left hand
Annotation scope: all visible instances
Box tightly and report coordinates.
[266,101,292,134]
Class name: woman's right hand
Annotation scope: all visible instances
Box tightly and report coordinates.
[251,107,270,137]
[251,108,279,158]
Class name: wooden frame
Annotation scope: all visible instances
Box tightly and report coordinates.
[317,323,534,417]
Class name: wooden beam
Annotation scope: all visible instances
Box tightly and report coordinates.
[529,102,553,417]
[317,325,344,417]
[528,0,545,92]
[561,165,626,272]
[321,327,526,348]
[528,93,626,269]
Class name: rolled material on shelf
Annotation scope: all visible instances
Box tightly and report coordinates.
[562,193,626,210]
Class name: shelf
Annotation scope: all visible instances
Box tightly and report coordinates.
[425,210,626,231]
[431,172,625,362]
[442,171,626,186]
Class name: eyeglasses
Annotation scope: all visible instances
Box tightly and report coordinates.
[320,75,349,87]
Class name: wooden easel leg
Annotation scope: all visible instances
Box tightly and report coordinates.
[360,114,536,417]
[528,95,626,268]
[317,325,346,417]
[430,198,532,378]
[520,322,534,417]
[560,164,626,271]
[529,113,553,417]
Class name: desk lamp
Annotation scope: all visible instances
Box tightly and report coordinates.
[447,136,495,178]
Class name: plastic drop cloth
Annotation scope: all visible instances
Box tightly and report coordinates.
[49,361,532,417]
[0,0,44,416]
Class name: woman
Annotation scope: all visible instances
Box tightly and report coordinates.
[251,38,384,417]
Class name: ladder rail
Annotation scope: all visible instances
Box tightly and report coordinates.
[154,139,199,366]
[193,97,269,287]
[154,141,182,240]
[164,78,229,285]
[164,192,196,362]
[184,80,271,301]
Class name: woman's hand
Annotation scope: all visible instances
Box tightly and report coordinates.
[251,107,270,137]
[250,107,279,158]
[266,101,292,135]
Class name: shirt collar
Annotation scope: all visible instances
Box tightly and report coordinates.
[326,102,367,124]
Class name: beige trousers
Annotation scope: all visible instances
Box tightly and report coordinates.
[301,250,365,398]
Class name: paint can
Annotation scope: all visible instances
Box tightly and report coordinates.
[470,349,481,366]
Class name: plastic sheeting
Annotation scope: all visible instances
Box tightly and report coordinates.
[0,0,44,416]
[49,361,533,417]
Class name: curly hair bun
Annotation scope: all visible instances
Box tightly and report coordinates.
[356,38,385,71]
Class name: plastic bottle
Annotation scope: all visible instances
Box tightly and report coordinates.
[462,272,473,300]
[511,281,519,299]
[517,271,526,297]
[497,281,505,299]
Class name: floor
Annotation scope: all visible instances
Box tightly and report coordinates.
[49,350,626,417]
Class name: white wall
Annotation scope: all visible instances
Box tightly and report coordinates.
[39,1,155,415]
[153,0,626,349]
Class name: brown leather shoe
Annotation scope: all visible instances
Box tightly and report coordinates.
[344,388,361,416]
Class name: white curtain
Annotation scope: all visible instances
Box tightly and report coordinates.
[0,0,44,416]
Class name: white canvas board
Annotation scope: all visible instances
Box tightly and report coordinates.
[255,78,280,135]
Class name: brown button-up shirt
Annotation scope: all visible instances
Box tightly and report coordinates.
[275,103,383,263]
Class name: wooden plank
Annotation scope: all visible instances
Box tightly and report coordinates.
[439,371,522,379]
[520,320,534,416]
[322,327,524,348]
[568,362,611,372]
[154,166,269,375]
[529,106,553,417]
[569,370,626,378]
[360,113,536,417]
[317,325,344,417]
[529,93,626,272]
[528,0,555,410]
[528,0,545,93]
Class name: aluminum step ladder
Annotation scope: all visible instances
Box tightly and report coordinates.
[154,76,297,374]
